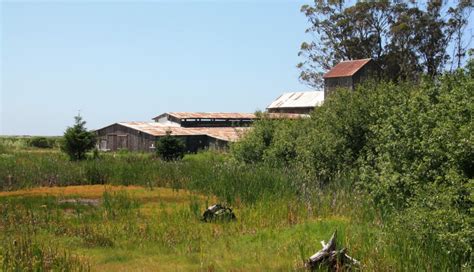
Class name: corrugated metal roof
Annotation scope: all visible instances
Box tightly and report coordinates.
[153,112,308,121]
[266,91,324,109]
[117,122,250,142]
[154,112,256,120]
[323,58,372,78]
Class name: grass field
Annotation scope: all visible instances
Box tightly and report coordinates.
[0,185,355,271]
[0,144,469,271]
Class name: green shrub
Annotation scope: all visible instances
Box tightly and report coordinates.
[29,136,53,148]
[231,64,474,266]
[155,131,185,161]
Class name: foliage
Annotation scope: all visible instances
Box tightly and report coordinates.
[61,115,97,161]
[155,131,185,161]
[298,0,473,87]
[29,136,53,148]
[0,137,29,151]
[233,64,473,266]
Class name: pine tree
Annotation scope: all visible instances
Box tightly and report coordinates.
[61,115,96,161]
[155,131,185,161]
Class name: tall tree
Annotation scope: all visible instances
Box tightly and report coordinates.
[298,0,473,87]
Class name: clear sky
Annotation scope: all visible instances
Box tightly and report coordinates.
[1,0,311,136]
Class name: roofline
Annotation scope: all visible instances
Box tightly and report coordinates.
[152,113,168,120]
[95,122,156,137]
[152,112,257,121]
[266,106,316,109]
[322,58,372,79]
[266,91,324,109]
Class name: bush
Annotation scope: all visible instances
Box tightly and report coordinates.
[231,64,473,265]
[29,137,53,148]
[155,131,185,161]
[61,115,97,161]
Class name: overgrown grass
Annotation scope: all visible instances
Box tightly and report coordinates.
[0,150,470,270]
[0,151,293,204]
[0,136,62,152]
[0,185,375,270]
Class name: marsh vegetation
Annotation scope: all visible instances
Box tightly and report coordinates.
[1,65,472,271]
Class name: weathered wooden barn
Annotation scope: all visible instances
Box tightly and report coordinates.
[266,91,325,114]
[96,121,250,152]
[323,58,377,97]
[95,112,307,152]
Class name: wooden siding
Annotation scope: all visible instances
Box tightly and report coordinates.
[96,123,225,153]
[96,124,156,152]
[324,61,378,97]
[324,76,353,97]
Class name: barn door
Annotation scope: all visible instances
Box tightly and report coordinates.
[117,135,128,150]
[107,134,117,151]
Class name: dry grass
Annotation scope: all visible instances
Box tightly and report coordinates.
[0,185,211,203]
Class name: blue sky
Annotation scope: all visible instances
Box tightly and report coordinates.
[1,0,311,136]
[1,1,472,136]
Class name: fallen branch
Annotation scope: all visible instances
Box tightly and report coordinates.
[305,231,359,271]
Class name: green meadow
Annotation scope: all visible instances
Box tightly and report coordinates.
[0,148,468,271]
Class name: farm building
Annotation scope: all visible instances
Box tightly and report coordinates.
[95,112,307,152]
[323,58,377,97]
[153,112,255,127]
[96,121,250,152]
[266,91,324,114]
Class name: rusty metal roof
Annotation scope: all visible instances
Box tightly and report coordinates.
[266,91,324,109]
[153,112,308,121]
[117,122,250,142]
[154,112,256,120]
[323,58,372,78]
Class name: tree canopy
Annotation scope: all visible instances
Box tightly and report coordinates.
[298,0,473,87]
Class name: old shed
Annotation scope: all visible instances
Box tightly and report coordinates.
[323,58,377,97]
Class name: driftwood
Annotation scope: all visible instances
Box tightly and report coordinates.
[305,231,359,271]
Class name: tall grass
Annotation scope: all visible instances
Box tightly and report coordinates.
[0,150,470,270]
[0,151,294,204]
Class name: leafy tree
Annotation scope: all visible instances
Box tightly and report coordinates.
[61,115,97,161]
[298,0,472,87]
[155,131,185,161]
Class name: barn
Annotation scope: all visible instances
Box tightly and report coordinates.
[323,58,377,97]
[96,121,249,153]
[153,112,255,127]
[95,112,308,152]
[266,91,324,114]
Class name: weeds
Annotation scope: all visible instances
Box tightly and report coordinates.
[0,150,470,270]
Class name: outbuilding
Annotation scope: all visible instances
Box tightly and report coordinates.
[95,121,249,152]
[323,58,377,97]
[96,111,310,153]
[266,91,324,114]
